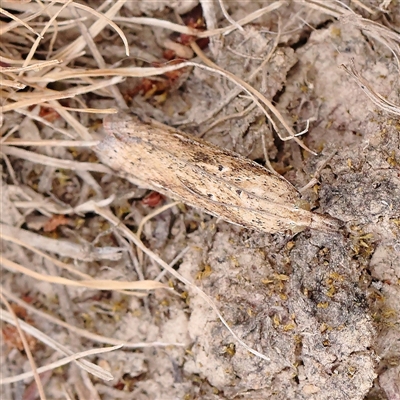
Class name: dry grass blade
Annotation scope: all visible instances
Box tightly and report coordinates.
[93,206,271,361]
[1,344,123,385]
[0,59,61,73]
[1,76,124,112]
[113,2,284,38]
[0,293,46,400]
[2,139,99,147]
[300,0,400,65]
[1,255,167,291]
[1,233,108,280]
[22,1,72,69]
[0,309,114,381]
[136,201,181,266]
[0,6,40,37]
[1,230,152,298]
[54,0,128,60]
[0,224,121,262]
[199,1,285,37]
[341,60,400,116]
[217,0,244,32]
[190,42,316,154]
[2,287,186,350]
[295,0,349,18]
[0,80,25,89]
[12,108,79,138]
[1,145,112,173]
[0,1,68,36]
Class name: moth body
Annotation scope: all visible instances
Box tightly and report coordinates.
[96,112,340,234]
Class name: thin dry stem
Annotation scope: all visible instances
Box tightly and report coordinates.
[0,6,40,37]
[341,60,400,116]
[0,309,114,381]
[93,205,270,361]
[2,286,186,349]
[2,139,99,147]
[0,293,46,400]
[190,42,316,154]
[0,220,123,261]
[1,255,167,291]
[1,343,123,385]
[1,145,112,173]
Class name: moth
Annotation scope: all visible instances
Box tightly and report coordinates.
[95,112,340,234]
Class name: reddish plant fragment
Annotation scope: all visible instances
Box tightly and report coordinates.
[39,106,60,122]
[2,304,37,351]
[174,4,209,49]
[142,191,165,207]
[43,214,70,232]
[128,5,209,102]
[128,59,187,100]
[163,49,176,60]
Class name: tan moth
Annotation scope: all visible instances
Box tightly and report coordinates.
[95,112,340,234]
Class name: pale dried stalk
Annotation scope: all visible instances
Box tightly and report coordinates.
[0,6,39,36]
[350,0,376,14]
[0,1,68,36]
[1,233,104,280]
[217,0,244,32]
[1,145,112,173]
[13,108,80,138]
[113,2,284,39]
[1,229,152,297]
[136,201,181,266]
[0,79,25,89]
[22,1,71,69]
[1,255,166,291]
[54,0,128,60]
